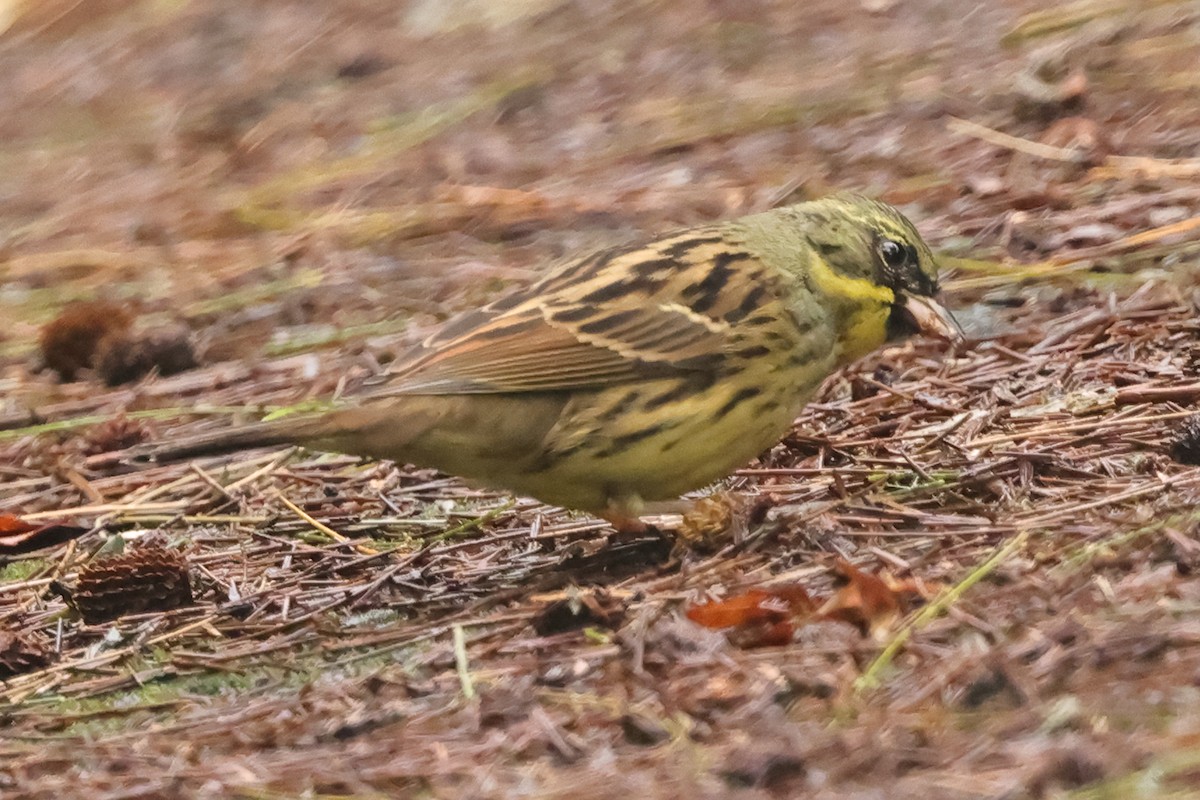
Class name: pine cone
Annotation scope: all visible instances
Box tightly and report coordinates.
[81,414,152,455]
[1171,414,1200,466]
[71,545,193,624]
[95,325,198,387]
[39,301,134,381]
[678,493,747,552]
[0,630,53,678]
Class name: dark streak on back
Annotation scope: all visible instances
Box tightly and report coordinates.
[712,386,763,420]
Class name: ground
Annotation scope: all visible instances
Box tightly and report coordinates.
[2,0,1200,797]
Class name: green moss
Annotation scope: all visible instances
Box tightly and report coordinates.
[14,642,428,739]
[0,558,51,583]
[873,469,960,495]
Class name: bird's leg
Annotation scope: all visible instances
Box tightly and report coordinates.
[600,494,748,541]
[600,495,651,535]
[638,499,696,516]
[598,511,651,535]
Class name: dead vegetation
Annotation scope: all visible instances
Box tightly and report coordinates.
[3,0,1200,798]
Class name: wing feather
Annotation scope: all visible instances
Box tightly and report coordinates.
[367,226,782,396]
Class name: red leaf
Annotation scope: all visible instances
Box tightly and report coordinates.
[687,584,814,629]
[0,514,89,555]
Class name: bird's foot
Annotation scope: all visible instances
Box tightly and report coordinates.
[599,493,750,548]
[598,510,654,536]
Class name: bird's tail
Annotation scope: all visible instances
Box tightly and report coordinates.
[131,401,421,467]
[136,415,332,462]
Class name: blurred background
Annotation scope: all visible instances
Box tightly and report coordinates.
[3,1,1200,797]
[2,0,1197,387]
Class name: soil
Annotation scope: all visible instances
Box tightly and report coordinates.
[2,1,1200,798]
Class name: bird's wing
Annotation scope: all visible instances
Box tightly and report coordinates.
[366,228,781,396]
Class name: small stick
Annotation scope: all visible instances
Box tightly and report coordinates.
[854,530,1030,693]
[276,493,378,555]
[453,624,476,700]
[1114,383,1200,406]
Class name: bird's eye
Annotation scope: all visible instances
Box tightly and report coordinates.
[879,239,909,269]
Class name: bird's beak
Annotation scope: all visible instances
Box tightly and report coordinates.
[900,294,964,344]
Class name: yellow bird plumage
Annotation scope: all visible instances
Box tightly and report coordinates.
[154,195,959,530]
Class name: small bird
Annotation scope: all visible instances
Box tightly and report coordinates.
[154,195,960,531]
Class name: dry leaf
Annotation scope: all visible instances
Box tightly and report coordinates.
[0,629,53,678]
[817,559,902,638]
[725,619,798,649]
[687,585,815,638]
[0,514,89,555]
[531,587,625,636]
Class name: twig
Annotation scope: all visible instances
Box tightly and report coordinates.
[854,530,1031,693]
[1114,383,1200,406]
[276,493,378,555]
[452,624,476,701]
[946,116,1087,162]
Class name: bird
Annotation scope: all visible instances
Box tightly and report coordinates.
[149,194,960,532]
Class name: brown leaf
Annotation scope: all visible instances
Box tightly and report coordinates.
[725,619,797,649]
[882,573,941,606]
[0,630,53,678]
[687,585,814,629]
[817,559,902,637]
[0,514,89,555]
[531,588,626,636]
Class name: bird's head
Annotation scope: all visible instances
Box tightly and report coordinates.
[781,194,961,359]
